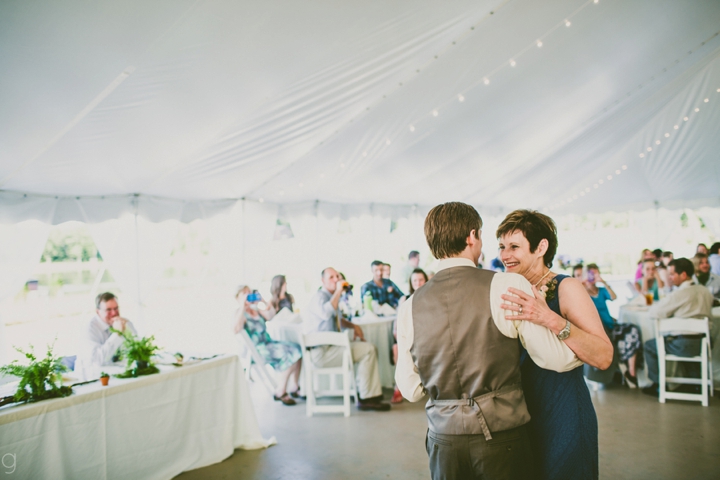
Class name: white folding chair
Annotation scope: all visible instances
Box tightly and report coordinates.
[302,331,357,417]
[656,317,713,407]
[235,331,278,395]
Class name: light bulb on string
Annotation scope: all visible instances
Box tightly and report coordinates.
[386,139,391,145]
[594,0,599,4]
[593,184,598,188]
[509,59,516,67]
[622,165,627,170]
[409,125,415,132]
[432,110,439,117]
[458,94,465,102]
[599,179,604,184]
[259,198,264,203]
[655,140,661,145]
[664,133,669,137]
[674,125,679,129]
[704,98,709,103]
[607,175,612,180]
[536,40,543,48]
[694,107,700,112]
[483,77,490,85]
[684,116,689,121]
[639,153,645,158]
[647,147,652,151]
[615,170,621,175]
[565,19,571,27]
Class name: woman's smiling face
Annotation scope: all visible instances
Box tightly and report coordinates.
[498,230,544,276]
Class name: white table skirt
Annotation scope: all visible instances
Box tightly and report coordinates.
[267,316,396,389]
[618,305,720,387]
[0,355,274,479]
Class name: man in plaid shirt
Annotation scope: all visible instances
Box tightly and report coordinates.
[360,260,405,308]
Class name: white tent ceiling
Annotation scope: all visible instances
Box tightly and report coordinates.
[1,0,720,223]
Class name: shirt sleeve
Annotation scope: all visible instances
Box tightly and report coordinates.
[306,292,337,332]
[490,273,582,373]
[649,294,677,319]
[394,297,426,402]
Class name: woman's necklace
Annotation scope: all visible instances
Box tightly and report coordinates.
[533,268,552,288]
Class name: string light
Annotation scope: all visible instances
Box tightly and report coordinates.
[386,139,391,145]
[565,19,571,27]
[553,86,717,209]
[458,94,465,102]
[409,125,415,132]
[259,198,264,203]
[509,59,516,67]
[432,110,439,117]
[536,40,543,48]
[483,77,490,85]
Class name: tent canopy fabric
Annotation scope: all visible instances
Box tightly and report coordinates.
[1,0,720,223]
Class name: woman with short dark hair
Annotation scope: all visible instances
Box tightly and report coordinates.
[496,209,612,480]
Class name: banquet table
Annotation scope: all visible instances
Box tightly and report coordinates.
[618,305,720,388]
[267,315,396,389]
[0,355,274,480]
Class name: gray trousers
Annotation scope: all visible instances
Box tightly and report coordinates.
[645,336,703,383]
[426,425,536,480]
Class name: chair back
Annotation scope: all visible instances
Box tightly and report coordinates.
[656,317,709,337]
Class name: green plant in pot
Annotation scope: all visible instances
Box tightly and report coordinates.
[0,343,72,404]
[110,328,161,378]
[100,371,110,386]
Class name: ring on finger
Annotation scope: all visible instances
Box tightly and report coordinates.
[519,306,523,314]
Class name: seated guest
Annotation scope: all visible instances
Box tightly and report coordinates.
[693,253,720,303]
[304,268,390,411]
[398,268,429,306]
[234,285,302,405]
[572,263,584,279]
[267,275,295,319]
[360,260,404,308]
[696,243,709,255]
[382,263,392,280]
[634,249,655,281]
[393,268,428,403]
[709,243,720,275]
[635,259,664,301]
[76,292,138,380]
[661,251,673,267]
[642,258,714,396]
[402,250,420,284]
[584,264,642,387]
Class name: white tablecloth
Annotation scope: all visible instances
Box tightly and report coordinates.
[618,305,720,387]
[0,355,274,479]
[267,316,396,389]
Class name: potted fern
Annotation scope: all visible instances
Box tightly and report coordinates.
[110,328,161,378]
[0,344,72,404]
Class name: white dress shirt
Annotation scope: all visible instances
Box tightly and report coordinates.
[75,315,137,379]
[395,258,582,402]
[693,273,720,299]
[649,280,713,320]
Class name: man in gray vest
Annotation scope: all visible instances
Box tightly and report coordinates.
[395,202,581,479]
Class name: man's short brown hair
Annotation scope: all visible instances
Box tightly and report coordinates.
[496,209,558,268]
[95,292,116,309]
[424,202,482,259]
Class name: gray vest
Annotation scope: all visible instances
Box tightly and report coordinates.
[410,266,530,439]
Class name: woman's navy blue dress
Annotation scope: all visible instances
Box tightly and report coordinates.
[520,274,598,480]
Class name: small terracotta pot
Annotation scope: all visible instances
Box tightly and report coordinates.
[100,376,110,386]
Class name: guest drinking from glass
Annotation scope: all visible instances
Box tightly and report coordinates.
[634,259,664,301]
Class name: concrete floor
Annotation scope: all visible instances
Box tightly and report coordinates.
[176,383,720,480]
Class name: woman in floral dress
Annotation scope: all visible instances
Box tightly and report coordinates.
[234,285,302,405]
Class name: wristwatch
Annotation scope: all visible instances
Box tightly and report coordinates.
[557,319,571,340]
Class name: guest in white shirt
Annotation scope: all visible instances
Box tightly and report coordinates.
[642,258,713,396]
[693,253,720,302]
[709,242,720,276]
[75,292,137,380]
